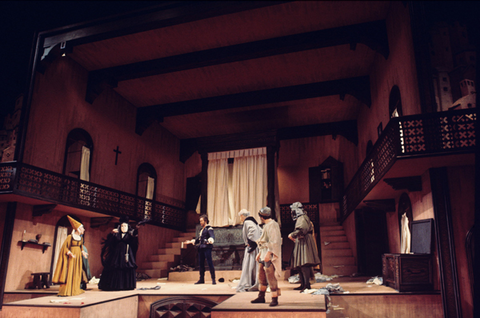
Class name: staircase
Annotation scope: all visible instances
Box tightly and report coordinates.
[138,230,196,278]
[319,223,357,276]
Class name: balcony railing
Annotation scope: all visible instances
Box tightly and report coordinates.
[0,162,186,231]
[340,108,476,221]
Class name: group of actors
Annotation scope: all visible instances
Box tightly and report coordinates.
[51,201,320,307]
[52,215,140,296]
[185,201,320,307]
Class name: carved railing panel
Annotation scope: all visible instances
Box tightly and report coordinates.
[341,109,475,221]
[0,162,186,230]
[0,164,16,192]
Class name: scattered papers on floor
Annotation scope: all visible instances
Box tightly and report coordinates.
[312,283,347,295]
[366,276,383,285]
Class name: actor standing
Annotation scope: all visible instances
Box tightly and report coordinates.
[185,214,216,284]
[98,216,139,291]
[288,202,320,292]
[236,209,262,292]
[52,215,89,296]
[251,206,282,307]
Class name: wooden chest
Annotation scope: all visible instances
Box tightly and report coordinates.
[382,253,433,292]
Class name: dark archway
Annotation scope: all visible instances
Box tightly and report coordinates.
[389,85,403,118]
[397,192,413,241]
[62,128,94,180]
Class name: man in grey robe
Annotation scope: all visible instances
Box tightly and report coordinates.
[288,202,320,292]
[236,209,262,292]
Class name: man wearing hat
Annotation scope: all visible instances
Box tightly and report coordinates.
[288,202,320,292]
[236,209,262,292]
[251,206,282,307]
[52,215,89,296]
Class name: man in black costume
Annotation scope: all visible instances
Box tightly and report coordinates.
[98,216,139,291]
[184,214,216,285]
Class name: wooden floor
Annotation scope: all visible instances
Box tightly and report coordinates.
[1,272,442,318]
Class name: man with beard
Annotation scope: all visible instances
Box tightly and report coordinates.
[236,209,262,292]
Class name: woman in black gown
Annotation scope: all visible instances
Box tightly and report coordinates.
[98,216,139,291]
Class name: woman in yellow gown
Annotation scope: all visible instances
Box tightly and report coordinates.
[52,215,89,296]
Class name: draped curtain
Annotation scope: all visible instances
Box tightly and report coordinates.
[80,146,90,182]
[207,147,267,227]
[52,226,68,279]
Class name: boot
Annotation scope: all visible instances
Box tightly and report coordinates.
[251,291,266,303]
[300,267,311,292]
[293,272,305,290]
[269,297,278,307]
[194,277,205,284]
[210,270,216,285]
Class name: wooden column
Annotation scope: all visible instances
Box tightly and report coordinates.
[429,167,462,318]
[267,146,276,220]
[200,151,208,216]
[0,202,17,310]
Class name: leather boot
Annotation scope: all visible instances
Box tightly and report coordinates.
[251,291,266,303]
[302,267,312,290]
[293,272,305,290]
[269,297,278,307]
[210,270,216,285]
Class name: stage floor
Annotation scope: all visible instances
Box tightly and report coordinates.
[2,274,395,309]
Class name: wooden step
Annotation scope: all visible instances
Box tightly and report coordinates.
[321,241,350,249]
[321,235,347,242]
[149,254,178,262]
[322,256,355,266]
[322,265,357,276]
[165,242,183,249]
[319,225,343,231]
[157,247,181,255]
[322,249,353,257]
[320,229,345,237]
[141,260,170,269]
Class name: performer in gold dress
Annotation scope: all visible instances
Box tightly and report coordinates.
[52,215,89,296]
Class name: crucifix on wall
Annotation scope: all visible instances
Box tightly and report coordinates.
[113,146,122,165]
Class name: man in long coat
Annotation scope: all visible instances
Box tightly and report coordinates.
[236,209,262,292]
[288,202,320,292]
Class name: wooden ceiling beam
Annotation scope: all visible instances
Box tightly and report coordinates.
[86,20,387,102]
[178,120,358,162]
[42,1,285,49]
[136,76,370,126]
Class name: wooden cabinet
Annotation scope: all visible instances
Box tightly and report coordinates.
[382,253,433,292]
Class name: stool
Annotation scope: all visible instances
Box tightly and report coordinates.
[31,272,50,289]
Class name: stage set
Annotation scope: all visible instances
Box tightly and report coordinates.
[1,271,442,318]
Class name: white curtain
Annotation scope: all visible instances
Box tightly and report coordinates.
[207,147,267,227]
[144,176,155,219]
[146,176,155,199]
[52,226,68,280]
[80,146,90,182]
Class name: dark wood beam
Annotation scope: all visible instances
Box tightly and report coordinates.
[32,204,57,217]
[179,121,357,163]
[277,120,358,145]
[42,1,286,49]
[86,20,385,103]
[87,20,388,84]
[384,176,422,192]
[362,199,396,212]
[135,77,370,135]
[90,217,114,228]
